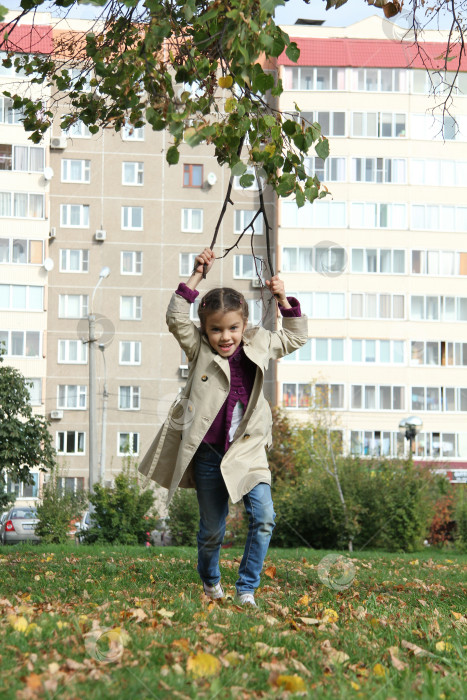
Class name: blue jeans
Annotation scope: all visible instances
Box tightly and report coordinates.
[193,442,275,594]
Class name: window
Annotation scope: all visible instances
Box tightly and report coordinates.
[411,69,466,96]
[297,292,346,318]
[27,378,42,406]
[350,203,406,229]
[183,164,203,187]
[282,200,347,228]
[57,385,87,409]
[298,110,346,137]
[412,250,467,276]
[410,158,467,187]
[122,122,145,140]
[234,210,263,235]
[351,112,406,138]
[121,251,143,275]
[57,431,85,455]
[118,432,139,456]
[351,249,405,274]
[352,68,408,93]
[351,430,404,458]
[0,144,44,172]
[4,474,39,499]
[66,119,91,138]
[247,298,263,326]
[119,386,141,410]
[0,330,41,357]
[119,341,141,365]
[0,238,43,265]
[59,249,89,273]
[351,385,405,410]
[411,386,467,413]
[0,192,44,219]
[410,295,467,322]
[411,205,467,233]
[0,285,43,311]
[190,298,201,322]
[351,157,406,184]
[57,477,85,494]
[60,204,89,228]
[182,208,203,233]
[351,293,404,319]
[180,253,198,277]
[122,161,144,185]
[58,294,88,318]
[122,206,143,230]
[414,432,463,459]
[282,383,344,409]
[411,340,467,367]
[0,96,23,124]
[411,113,467,142]
[283,66,346,91]
[304,156,346,182]
[61,159,90,183]
[58,339,87,364]
[120,296,142,320]
[234,254,261,279]
[351,339,405,364]
[233,165,265,191]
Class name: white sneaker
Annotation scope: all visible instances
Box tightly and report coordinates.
[235,592,257,607]
[203,581,225,600]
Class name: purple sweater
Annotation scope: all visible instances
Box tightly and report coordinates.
[175,283,302,451]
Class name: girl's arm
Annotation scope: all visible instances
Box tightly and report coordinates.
[185,248,216,291]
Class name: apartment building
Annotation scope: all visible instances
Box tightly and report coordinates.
[41,17,277,492]
[0,21,53,504]
[276,16,467,481]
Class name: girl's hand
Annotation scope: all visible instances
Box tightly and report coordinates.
[265,275,289,305]
[193,248,215,275]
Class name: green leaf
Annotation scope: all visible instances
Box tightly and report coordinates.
[231,161,247,177]
[285,42,300,63]
[239,173,254,188]
[252,70,274,95]
[166,145,179,165]
[0,5,8,22]
[282,119,298,136]
[295,188,305,208]
[315,137,330,160]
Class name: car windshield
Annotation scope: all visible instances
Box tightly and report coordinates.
[10,509,37,519]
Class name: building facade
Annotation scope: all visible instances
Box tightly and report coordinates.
[276,16,467,480]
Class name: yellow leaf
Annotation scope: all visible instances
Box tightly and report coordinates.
[296,594,309,606]
[34,575,41,581]
[409,559,419,566]
[57,621,69,630]
[224,650,241,666]
[351,681,360,690]
[373,663,386,678]
[224,97,237,113]
[435,641,453,652]
[48,662,60,675]
[157,608,175,618]
[264,565,276,579]
[452,611,462,620]
[264,144,276,156]
[323,608,339,623]
[299,617,320,625]
[218,75,233,88]
[187,652,221,678]
[26,623,39,635]
[8,615,28,632]
[276,675,306,692]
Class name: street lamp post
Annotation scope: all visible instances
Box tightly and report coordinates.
[88,267,110,495]
[98,343,108,485]
[399,415,423,457]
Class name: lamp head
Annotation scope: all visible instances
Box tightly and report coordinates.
[99,266,110,279]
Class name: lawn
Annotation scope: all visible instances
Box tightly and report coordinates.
[0,546,465,699]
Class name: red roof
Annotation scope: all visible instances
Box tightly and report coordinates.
[279,37,467,72]
[0,24,53,55]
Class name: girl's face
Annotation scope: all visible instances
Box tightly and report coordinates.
[204,309,247,357]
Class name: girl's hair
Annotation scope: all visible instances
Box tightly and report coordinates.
[198,287,248,332]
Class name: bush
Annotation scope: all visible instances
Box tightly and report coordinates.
[36,468,88,544]
[454,486,467,552]
[85,461,158,545]
[168,488,199,546]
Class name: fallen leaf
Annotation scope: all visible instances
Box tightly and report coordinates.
[435,641,453,652]
[157,608,175,618]
[8,615,28,632]
[321,639,349,665]
[350,681,360,690]
[187,652,221,678]
[47,662,60,675]
[289,658,312,677]
[275,674,306,692]
[264,565,276,579]
[401,640,433,657]
[299,617,320,625]
[296,594,310,606]
[255,642,284,657]
[323,608,339,623]
[129,608,147,622]
[25,673,42,691]
[388,646,408,671]
[373,662,386,677]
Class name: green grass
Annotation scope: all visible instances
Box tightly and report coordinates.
[0,545,465,699]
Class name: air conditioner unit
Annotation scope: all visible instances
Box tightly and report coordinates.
[95,229,106,241]
[179,365,189,378]
[50,136,67,150]
[49,227,57,238]
[50,410,63,420]
[251,278,263,288]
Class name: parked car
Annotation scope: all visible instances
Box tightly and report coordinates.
[0,507,40,545]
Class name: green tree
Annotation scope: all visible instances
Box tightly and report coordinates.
[0,350,56,509]
[35,466,88,543]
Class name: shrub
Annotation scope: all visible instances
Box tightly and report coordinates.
[36,467,88,544]
[454,486,467,552]
[85,461,158,545]
[168,488,199,546]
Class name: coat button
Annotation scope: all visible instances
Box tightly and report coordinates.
[201,375,208,382]
[243,434,250,440]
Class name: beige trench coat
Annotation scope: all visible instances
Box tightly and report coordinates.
[138,292,308,503]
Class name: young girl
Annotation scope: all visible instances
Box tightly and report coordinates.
[139,248,308,606]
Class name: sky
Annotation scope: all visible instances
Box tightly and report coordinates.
[1,0,454,31]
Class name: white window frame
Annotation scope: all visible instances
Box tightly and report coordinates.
[181,208,204,233]
[121,206,143,230]
[351,384,405,411]
[122,122,145,141]
[59,249,89,273]
[61,159,91,183]
[120,251,143,275]
[180,253,198,277]
[283,66,346,91]
[56,431,85,455]
[0,191,45,219]
[57,385,87,410]
[351,67,408,93]
[350,293,405,320]
[0,285,43,312]
[351,430,404,458]
[58,294,89,319]
[0,238,44,265]
[120,295,142,321]
[119,340,141,365]
[304,156,346,182]
[60,204,90,228]
[234,254,260,280]
[350,202,407,229]
[234,210,264,235]
[351,248,405,274]
[0,330,41,358]
[351,157,406,184]
[58,339,88,364]
[410,295,467,322]
[122,161,144,186]
[118,386,141,410]
[118,432,139,456]
[351,111,407,138]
